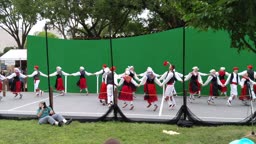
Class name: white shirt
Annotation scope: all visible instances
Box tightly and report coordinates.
[184,72,203,84]
[224,72,241,86]
[7,73,27,79]
[203,74,222,86]
[105,72,118,85]
[27,71,48,78]
[0,74,6,80]
[139,75,162,86]
[238,70,256,77]
[71,71,92,76]
[118,76,138,87]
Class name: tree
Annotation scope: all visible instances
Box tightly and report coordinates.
[0,0,42,49]
[181,0,256,53]
[34,31,59,39]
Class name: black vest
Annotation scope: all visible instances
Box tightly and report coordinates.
[146,75,155,84]
[191,74,198,82]
[211,75,217,84]
[167,71,175,84]
[80,70,85,78]
[34,70,40,80]
[106,73,114,85]
[129,72,134,78]
[247,69,255,80]
[57,71,62,78]
[230,73,238,83]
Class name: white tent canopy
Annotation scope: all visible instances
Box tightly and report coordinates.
[0,49,27,61]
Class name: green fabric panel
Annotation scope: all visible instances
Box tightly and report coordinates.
[27,28,255,95]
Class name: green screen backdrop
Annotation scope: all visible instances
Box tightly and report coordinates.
[27,28,255,95]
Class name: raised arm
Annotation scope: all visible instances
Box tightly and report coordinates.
[85,71,93,76]
[154,77,162,87]
[131,78,139,86]
[175,72,183,82]
[133,73,141,82]
[19,73,27,78]
[0,74,6,80]
[238,70,246,76]
[94,69,103,75]
[202,76,213,86]
[62,71,70,76]
[159,71,168,81]
[199,72,208,76]
[71,72,81,76]
[118,78,124,87]
[139,76,147,85]
[40,71,48,77]
[6,73,16,79]
[49,72,57,77]
[27,71,37,77]
[184,73,192,81]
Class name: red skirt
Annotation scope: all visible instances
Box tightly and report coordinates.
[219,79,227,92]
[12,81,21,93]
[144,83,158,103]
[56,78,64,91]
[239,85,250,100]
[254,84,256,93]
[119,85,133,101]
[98,82,107,100]
[209,83,219,96]
[189,81,200,94]
[79,78,87,89]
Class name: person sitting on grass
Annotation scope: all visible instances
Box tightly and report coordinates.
[37,101,72,127]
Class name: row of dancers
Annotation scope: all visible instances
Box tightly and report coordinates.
[0,62,255,111]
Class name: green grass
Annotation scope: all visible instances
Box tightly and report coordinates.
[0,120,255,144]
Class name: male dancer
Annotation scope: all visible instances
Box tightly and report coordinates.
[27,65,48,96]
[224,67,241,106]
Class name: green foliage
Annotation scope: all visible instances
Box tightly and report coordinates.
[0,0,42,49]
[0,120,254,144]
[34,31,59,39]
[3,46,14,53]
[180,0,256,53]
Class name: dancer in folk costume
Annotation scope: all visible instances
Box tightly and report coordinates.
[118,70,139,110]
[216,67,229,98]
[202,69,224,105]
[94,64,110,105]
[127,66,141,93]
[0,73,6,101]
[224,67,241,106]
[184,66,204,102]
[239,72,256,103]
[138,67,161,78]
[71,66,93,95]
[160,61,183,97]
[139,68,162,111]
[49,66,69,96]
[6,68,27,99]
[105,66,118,107]
[27,65,48,96]
[238,65,256,94]
[161,64,183,110]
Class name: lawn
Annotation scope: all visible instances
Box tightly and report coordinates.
[0,120,255,144]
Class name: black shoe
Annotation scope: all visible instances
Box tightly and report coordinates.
[58,121,64,127]
[65,118,73,125]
